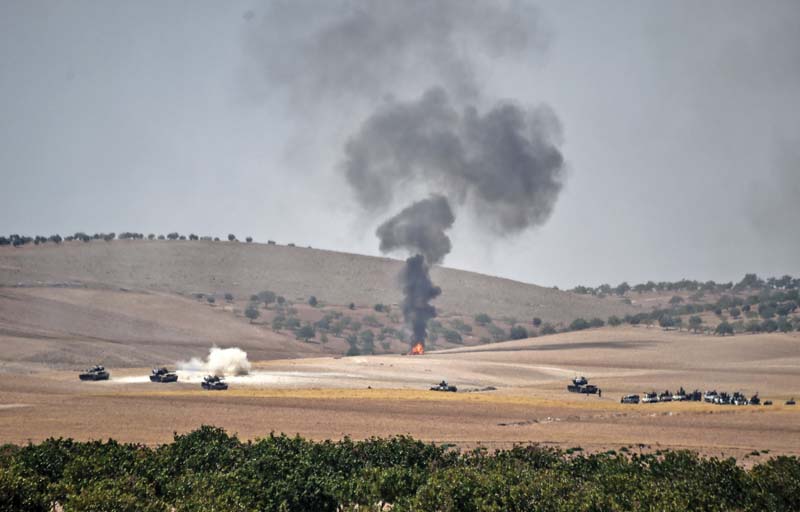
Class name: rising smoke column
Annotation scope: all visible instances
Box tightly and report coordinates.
[245,1,566,349]
[400,254,441,344]
[375,195,454,345]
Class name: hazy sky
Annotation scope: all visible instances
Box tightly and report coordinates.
[1,0,798,288]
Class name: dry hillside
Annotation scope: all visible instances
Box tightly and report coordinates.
[0,240,634,322]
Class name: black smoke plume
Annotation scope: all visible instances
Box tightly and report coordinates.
[344,87,564,235]
[376,195,454,265]
[245,2,565,349]
[376,195,454,346]
[400,254,441,344]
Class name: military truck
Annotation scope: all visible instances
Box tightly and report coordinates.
[430,380,457,392]
[732,392,749,406]
[671,387,688,401]
[642,391,659,403]
[79,365,110,381]
[150,367,178,383]
[201,375,228,390]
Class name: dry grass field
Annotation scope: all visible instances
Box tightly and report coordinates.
[1,327,797,462]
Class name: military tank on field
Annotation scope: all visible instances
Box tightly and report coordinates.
[567,377,598,394]
[79,365,110,381]
[430,380,457,392]
[150,367,178,383]
[201,375,228,390]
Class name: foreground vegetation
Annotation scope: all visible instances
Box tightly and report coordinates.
[2,427,798,511]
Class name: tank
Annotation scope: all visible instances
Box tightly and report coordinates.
[201,375,228,390]
[430,380,457,392]
[79,365,110,381]
[149,367,178,383]
[620,394,640,404]
[567,377,598,394]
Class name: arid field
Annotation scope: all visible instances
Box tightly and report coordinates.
[1,242,798,464]
[2,324,798,462]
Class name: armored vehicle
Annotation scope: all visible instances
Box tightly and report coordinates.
[201,375,228,390]
[430,380,457,392]
[620,394,640,404]
[150,367,178,383]
[642,391,659,403]
[567,377,598,394]
[749,393,760,406]
[787,398,796,406]
[79,365,110,381]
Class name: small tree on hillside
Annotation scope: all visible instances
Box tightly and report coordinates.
[607,315,621,327]
[308,296,319,307]
[224,293,234,302]
[715,321,734,336]
[689,316,703,332]
[540,323,557,335]
[474,313,492,326]
[167,232,179,240]
[297,324,315,342]
[258,290,276,307]
[509,325,529,340]
[532,317,542,327]
[245,304,260,323]
[228,234,237,242]
[246,237,253,243]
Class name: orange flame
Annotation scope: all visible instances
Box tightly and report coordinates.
[410,343,425,355]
